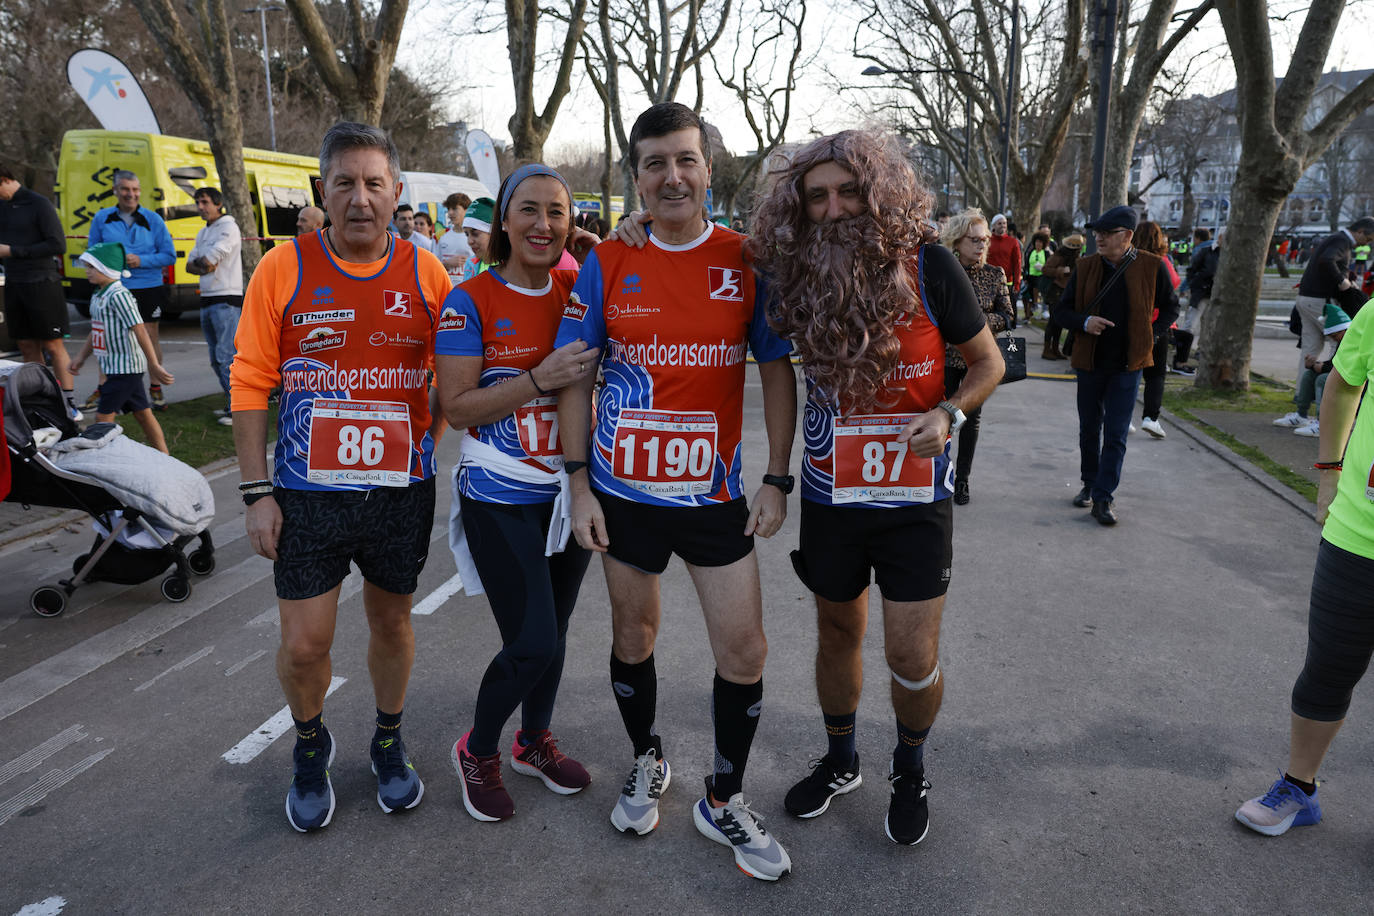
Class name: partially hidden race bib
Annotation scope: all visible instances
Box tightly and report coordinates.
[306,399,412,487]
[90,321,107,356]
[832,414,935,504]
[612,408,717,497]
[515,395,563,468]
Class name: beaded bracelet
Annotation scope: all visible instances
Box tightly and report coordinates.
[238,479,271,491]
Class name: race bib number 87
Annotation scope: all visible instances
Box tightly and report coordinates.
[832,414,935,504]
[306,399,412,487]
[612,409,717,497]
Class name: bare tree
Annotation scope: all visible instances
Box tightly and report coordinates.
[131,0,261,276]
[709,0,808,222]
[1199,0,1374,389]
[1098,0,1216,204]
[852,0,1090,229]
[505,0,588,162]
[581,0,733,211]
[283,0,408,125]
[1146,94,1222,235]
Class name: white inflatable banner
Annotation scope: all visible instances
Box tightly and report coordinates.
[465,129,500,198]
[66,48,162,135]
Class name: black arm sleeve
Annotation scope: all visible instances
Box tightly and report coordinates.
[920,244,986,345]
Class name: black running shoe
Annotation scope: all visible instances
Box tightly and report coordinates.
[885,763,930,845]
[784,752,862,818]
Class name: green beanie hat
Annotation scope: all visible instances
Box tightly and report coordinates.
[463,197,495,233]
[78,242,130,280]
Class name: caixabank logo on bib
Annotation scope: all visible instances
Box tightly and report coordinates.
[300,327,346,354]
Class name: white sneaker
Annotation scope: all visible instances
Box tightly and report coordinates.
[66,402,84,423]
[1273,411,1307,428]
[1140,417,1166,439]
[693,781,792,881]
[1128,423,1136,433]
[217,416,233,427]
[1294,420,1320,438]
[610,749,670,835]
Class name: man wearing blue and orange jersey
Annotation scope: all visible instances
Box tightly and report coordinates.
[231,122,450,833]
[555,102,796,881]
[750,132,1001,847]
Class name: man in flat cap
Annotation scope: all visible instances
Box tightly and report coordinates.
[1050,206,1179,526]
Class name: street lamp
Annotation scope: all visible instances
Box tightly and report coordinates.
[861,51,1016,214]
[243,4,286,151]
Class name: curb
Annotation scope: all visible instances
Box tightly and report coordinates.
[1158,407,1316,522]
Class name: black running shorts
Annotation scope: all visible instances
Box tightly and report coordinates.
[4,279,69,340]
[596,490,754,574]
[97,373,151,415]
[130,285,169,323]
[273,476,436,600]
[791,498,953,603]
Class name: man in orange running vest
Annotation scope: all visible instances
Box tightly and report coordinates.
[231,122,450,832]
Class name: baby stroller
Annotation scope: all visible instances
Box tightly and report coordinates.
[1,362,216,617]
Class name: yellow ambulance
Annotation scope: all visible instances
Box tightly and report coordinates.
[55,130,320,318]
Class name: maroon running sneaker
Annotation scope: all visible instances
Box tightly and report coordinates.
[510,729,591,795]
[452,731,514,822]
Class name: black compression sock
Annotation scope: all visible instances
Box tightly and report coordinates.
[610,653,661,758]
[711,672,763,800]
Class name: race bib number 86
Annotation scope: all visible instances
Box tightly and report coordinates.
[306,399,412,487]
[832,414,935,504]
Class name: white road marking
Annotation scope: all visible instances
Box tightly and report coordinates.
[0,554,272,722]
[410,572,463,616]
[224,649,267,677]
[134,645,214,692]
[13,896,67,916]
[0,725,87,790]
[0,748,114,827]
[221,677,347,764]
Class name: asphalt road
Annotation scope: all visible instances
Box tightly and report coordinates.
[2,355,1372,915]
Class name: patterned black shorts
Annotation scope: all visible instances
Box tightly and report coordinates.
[273,476,436,600]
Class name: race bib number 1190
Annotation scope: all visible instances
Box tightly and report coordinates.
[612,409,717,497]
[831,414,935,503]
[306,398,412,487]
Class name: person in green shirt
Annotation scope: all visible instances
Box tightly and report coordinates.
[1235,295,1374,837]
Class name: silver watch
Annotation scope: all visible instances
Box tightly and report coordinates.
[937,399,966,433]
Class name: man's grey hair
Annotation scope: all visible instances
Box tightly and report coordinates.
[112,169,139,187]
[319,122,400,185]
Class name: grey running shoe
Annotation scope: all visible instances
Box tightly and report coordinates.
[1236,773,1322,836]
[610,749,671,835]
[693,780,792,881]
[286,730,336,832]
[370,735,424,813]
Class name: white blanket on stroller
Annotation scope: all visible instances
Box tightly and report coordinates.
[48,425,215,535]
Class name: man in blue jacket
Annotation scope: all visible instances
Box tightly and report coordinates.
[87,170,176,407]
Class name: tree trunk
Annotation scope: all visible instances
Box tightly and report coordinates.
[506,0,587,163]
[283,0,408,126]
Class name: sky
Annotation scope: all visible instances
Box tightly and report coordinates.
[395,0,1374,165]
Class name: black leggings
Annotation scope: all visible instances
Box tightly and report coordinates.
[944,364,984,483]
[1141,335,1168,421]
[461,495,592,755]
[1291,539,1374,722]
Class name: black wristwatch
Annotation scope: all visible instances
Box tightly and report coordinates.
[762,473,795,494]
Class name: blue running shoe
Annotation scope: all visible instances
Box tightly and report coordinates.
[286,730,335,832]
[371,735,424,813]
[1235,772,1321,836]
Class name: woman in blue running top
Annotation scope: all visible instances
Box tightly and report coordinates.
[1235,297,1374,837]
[435,165,601,822]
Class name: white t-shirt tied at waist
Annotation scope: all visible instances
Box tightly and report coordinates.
[447,433,573,597]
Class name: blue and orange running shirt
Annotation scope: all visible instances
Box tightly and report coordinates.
[555,223,791,507]
[232,233,450,491]
[800,244,986,508]
[436,268,579,504]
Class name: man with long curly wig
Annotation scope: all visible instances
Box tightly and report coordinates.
[750,130,1002,846]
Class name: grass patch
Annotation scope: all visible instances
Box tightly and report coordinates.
[1162,372,1295,414]
[115,393,276,470]
[1170,404,1317,503]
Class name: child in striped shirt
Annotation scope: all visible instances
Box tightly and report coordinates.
[69,243,174,453]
